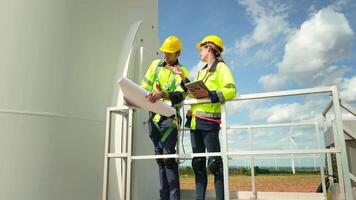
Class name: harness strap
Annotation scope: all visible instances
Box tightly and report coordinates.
[160,126,175,144]
[149,111,178,146]
[152,61,181,93]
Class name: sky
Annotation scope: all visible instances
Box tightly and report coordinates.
[158,0,356,168]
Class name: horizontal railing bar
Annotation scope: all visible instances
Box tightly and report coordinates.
[350,172,356,183]
[182,87,333,105]
[228,149,340,156]
[107,153,129,158]
[132,154,180,160]
[341,100,356,117]
[177,155,325,160]
[179,122,317,132]
[108,106,129,111]
[110,87,334,112]
[108,106,129,116]
[132,152,223,160]
[228,122,316,129]
[108,149,340,160]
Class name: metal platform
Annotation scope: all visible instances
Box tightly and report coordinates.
[104,86,356,200]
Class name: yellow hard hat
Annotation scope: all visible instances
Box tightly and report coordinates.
[196,35,224,52]
[159,36,182,53]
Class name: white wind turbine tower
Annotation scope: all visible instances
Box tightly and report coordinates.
[288,127,297,174]
[278,126,298,174]
[281,126,318,174]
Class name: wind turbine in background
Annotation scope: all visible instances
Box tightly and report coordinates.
[278,126,298,174]
[288,127,297,174]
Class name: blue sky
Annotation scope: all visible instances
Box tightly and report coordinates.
[159,0,356,167]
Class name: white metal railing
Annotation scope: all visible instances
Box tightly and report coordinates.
[322,96,356,200]
[221,121,327,198]
[102,86,354,200]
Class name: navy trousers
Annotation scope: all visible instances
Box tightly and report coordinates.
[190,129,224,200]
[148,119,180,200]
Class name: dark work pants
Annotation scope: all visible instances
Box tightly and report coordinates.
[148,120,180,200]
[190,129,224,200]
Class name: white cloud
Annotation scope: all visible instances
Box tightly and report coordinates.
[326,107,356,123]
[312,65,350,86]
[293,131,305,138]
[278,7,353,75]
[236,0,293,53]
[259,74,287,91]
[332,0,349,10]
[340,76,356,102]
[342,111,356,120]
[254,130,273,138]
[307,4,317,14]
[226,100,254,115]
[256,6,355,126]
[249,102,308,123]
[188,61,206,79]
[249,97,329,124]
[227,127,246,135]
[259,7,354,91]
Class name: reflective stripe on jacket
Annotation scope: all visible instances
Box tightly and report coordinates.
[141,59,189,94]
[190,61,237,130]
[140,59,189,122]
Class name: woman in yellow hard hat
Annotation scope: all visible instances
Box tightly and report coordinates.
[171,35,237,200]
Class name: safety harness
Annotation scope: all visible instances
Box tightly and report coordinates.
[149,61,181,146]
[149,111,179,147]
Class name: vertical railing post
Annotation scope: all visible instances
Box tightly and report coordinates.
[125,108,134,200]
[331,87,353,200]
[315,122,327,199]
[120,111,128,200]
[332,122,345,199]
[248,127,257,199]
[323,115,334,184]
[102,108,111,200]
[177,105,184,157]
[326,153,334,183]
[221,104,230,200]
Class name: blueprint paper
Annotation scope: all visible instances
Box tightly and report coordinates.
[118,77,176,117]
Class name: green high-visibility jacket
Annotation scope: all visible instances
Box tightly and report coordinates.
[190,61,237,130]
[141,59,189,122]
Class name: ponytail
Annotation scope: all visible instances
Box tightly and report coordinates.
[207,42,224,63]
[215,53,224,63]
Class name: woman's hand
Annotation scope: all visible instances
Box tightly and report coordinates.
[190,88,209,99]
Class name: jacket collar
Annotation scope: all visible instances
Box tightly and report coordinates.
[202,60,219,72]
[159,59,180,67]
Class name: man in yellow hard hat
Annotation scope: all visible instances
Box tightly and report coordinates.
[141,36,189,200]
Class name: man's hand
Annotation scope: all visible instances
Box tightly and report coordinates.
[145,91,162,103]
[190,88,209,99]
[168,65,185,80]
